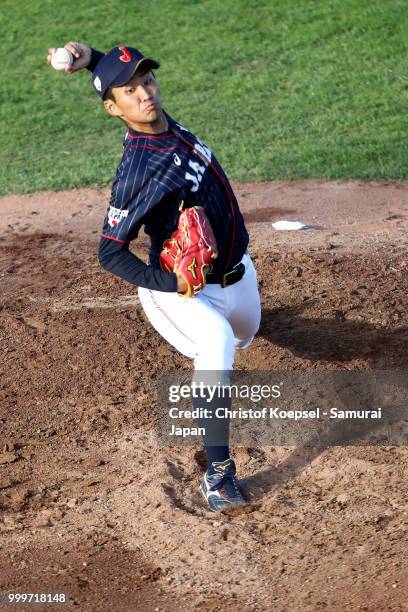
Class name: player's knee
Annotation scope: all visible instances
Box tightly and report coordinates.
[196,323,235,364]
[209,323,234,351]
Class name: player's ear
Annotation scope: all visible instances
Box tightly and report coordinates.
[103,99,121,117]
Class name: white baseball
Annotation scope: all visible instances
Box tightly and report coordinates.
[51,47,73,71]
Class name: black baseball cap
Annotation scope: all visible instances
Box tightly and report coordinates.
[92,46,160,99]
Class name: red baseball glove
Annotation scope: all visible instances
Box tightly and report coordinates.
[160,205,218,297]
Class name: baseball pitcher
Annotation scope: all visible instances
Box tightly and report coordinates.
[47,42,261,511]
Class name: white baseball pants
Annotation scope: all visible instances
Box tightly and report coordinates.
[138,252,261,370]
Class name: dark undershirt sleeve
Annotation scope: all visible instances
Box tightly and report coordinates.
[98,237,178,292]
[87,48,105,72]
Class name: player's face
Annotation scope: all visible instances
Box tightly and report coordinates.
[104,71,164,132]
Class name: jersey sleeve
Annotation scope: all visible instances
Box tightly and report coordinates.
[100,149,146,244]
[98,148,180,291]
[98,237,178,292]
[86,48,105,72]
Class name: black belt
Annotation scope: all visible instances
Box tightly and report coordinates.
[206,262,246,288]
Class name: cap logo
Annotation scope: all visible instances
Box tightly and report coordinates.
[94,76,102,91]
[119,47,132,62]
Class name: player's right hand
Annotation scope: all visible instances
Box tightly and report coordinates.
[47,42,92,73]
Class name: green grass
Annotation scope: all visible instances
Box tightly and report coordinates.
[1,0,408,194]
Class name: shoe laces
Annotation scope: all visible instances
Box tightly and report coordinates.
[207,461,242,497]
[208,472,239,493]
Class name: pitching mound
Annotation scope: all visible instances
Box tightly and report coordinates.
[1,181,408,611]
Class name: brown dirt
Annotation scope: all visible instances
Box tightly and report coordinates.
[1,180,408,612]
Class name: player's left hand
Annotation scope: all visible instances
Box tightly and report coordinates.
[160,206,218,298]
[176,275,189,294]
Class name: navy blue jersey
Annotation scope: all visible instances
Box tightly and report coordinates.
[89,49,249,291]
[101,114,249,271]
